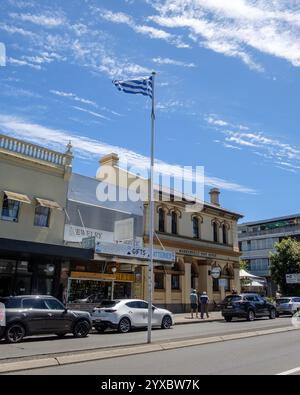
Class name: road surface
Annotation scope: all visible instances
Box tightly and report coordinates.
[10,330,300,375]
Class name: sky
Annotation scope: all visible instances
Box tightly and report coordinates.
[1,0,300,223]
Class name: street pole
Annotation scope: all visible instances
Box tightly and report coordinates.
[147,71,156,344]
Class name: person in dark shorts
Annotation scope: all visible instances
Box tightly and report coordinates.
[190,289,198,318]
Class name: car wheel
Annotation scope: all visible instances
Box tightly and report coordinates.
[161,315,172,329]
[276,312,280,318]
[247,310,255,321]
[73,320,91,338]
[224,316,232,322]
[118,317,131,333]
[95,324,107,333]
[269,309,276,319]
[5,323,26,344]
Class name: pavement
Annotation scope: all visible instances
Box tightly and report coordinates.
[0,315,297,374]
[174,312,222,324]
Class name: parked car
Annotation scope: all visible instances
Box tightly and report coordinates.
[276,297,300,317]
[0,295,92,343]
[91,299,174,333]
[222,293,276,322]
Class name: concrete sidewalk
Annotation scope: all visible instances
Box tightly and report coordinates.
[174,312,223,325]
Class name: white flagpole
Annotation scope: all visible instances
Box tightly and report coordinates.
[147,71,156,344]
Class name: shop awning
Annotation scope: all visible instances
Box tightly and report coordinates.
[35,197,62,210]
[4,190,31,204]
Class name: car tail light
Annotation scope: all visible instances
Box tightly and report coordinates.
[104,309,117,313]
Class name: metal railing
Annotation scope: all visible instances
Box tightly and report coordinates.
[239,224,300,238]
[0,134,68,166]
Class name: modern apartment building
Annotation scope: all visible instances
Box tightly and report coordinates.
[238,214,300,295]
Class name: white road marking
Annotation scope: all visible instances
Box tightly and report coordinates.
[277,367,300,375]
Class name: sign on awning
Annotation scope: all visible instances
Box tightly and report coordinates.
[35,197,61,210]
[286,273,300,284]
[4,190,31,204]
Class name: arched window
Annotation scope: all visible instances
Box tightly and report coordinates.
[213,222,219,242]
[192,217,199,239]
[158,208,165,233]
[171,211,178,235]
[222,224,227,244]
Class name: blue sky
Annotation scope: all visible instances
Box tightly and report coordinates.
[1,0,300,223]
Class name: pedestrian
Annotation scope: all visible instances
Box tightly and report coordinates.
[190,289,199,318]
[199,291,210,319]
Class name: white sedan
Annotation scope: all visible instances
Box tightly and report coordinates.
[91,299,174,333]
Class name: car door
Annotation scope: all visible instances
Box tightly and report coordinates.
[151,305,163,326]
[254,296,268,316]
[125,301,144,327]
[21,298,49,333]
[44,298,73,332]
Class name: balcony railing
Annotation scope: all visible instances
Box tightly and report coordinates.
[0,134,71,167]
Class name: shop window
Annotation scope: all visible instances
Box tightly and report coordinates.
[192,217,200,239]
[158,208,165,232]
[1,194,20,222]
[171,274,180,290]
[222,278,230,292]
[171,211,178,235]
[222,224,227,244]
[154,272,164,289]
[213,278,219,292]
[213,222,219,242]
[34,206,50,227]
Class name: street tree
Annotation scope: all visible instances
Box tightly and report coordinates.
[270,238,300,295]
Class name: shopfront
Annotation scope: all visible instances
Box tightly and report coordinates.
[0,238,93,299]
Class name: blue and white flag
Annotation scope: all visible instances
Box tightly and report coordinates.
[113,76,153,99]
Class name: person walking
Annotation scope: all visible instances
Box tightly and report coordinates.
[190,289,198,318]
[199,291,210,319]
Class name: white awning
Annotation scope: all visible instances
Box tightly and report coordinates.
[240,269,264,280]
[4,190,31,204]
[35,197,62,210]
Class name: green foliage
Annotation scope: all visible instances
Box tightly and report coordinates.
[270,238,300,296]
[240,260,249,271]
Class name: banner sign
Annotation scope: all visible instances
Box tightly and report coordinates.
[286,273,300,284]
[0,302,5,327]
[95,242,175,263]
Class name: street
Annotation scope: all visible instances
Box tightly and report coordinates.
[7,329,300,375]
[0,316,294,361]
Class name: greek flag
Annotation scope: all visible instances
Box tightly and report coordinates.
[113,76,153,99]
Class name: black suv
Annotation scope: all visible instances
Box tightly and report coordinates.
[0,295,92,343]
[222,294,276,322]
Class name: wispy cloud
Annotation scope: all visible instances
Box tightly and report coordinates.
[72,106,110,121]
[152,57,195,68]
[206,114,300,173]
[10,12,66,28]
[8,57,42,70]
[0,114,255,194]
[93,8,189,48]
[50,90,97,108]
[148,0,300,71]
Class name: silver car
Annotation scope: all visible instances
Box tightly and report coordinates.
[276,297,300,316]
[91,299,174,333]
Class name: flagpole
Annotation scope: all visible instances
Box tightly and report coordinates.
[147,71,156,344]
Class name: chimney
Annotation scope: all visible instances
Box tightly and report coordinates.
[209,188,220,206]
[99,153,119,168]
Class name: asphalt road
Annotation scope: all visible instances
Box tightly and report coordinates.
[0,316,293,361]
[12,330,300,375]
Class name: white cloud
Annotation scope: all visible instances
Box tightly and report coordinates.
[0,22,36,37]
[10,12,66,27]
[148,0,300,71]
[8,57,42,70]
[0,114,255,194]
[50,90,97,108]
[94,8,189,48]
[72,106,110,121]
[152,57,195,67]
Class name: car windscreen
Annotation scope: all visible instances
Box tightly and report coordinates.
[0,298,21,308]
[276,298,291,304]
[223,296,242,303]
[100,300,119,307]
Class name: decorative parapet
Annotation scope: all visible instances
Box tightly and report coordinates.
[0,134,73,177]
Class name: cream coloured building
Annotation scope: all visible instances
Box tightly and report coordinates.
[97,153,243,312]
[0,134,92,298]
